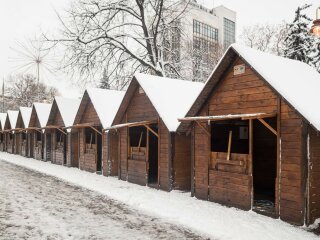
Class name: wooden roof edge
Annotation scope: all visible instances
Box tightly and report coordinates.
[42,125,64,130]
[178,112,277,122]
[64,122,99,129]
[104,120,158,131]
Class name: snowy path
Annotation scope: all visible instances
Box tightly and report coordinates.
[0,152,318,240]
[0,161,205,240]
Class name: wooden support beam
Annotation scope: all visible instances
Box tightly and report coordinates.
[138,132,143,151]
[227,131,232,161]
[258,118,278,136]
[195,121,210,137]
[143,124,159,138]
[90,126,102,135]
[249,119,253,208]
[56,128,67,135]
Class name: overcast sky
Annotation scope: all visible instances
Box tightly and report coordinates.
[0,0,319,97]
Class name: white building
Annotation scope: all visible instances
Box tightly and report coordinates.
[185,1,236,48]
[167,1,236,82]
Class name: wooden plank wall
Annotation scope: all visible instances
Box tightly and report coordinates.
[209,170,252,210]
[0,133,4,151]
[70,132,79,168]
[194,107,210,200]
[78,100,100,172]
[102,132,108,176]
[159,120,170,191]
[52,109,65,164]
[309,128,320,224]
[118,86,172,191]
[79,129,97,172]
[204,59,278,210]
[280,101,304,225]
[119,127,128,180]
[103,132,119,176]
[173,133,191,191]
[193,58,306,224]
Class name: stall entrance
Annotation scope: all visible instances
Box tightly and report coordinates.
[211,120,249,174]
[96,127,102,173]
[128,124,158,186]
[56,130,67,165]
[210,116,277,213]
[84,127,102,173]
[252,117,277,214]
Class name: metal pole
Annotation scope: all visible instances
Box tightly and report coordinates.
[37,62,40,102]
[2,78,4,112]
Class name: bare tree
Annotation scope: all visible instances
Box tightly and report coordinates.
[240,23,288,56]
[6,74,59,110]
[46,0,191,89]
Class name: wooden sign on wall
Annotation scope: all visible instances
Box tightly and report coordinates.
[234,64,246,75]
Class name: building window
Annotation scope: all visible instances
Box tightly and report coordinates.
[193,20,219,82]
[193,20,218,42]
[224,18,235,49]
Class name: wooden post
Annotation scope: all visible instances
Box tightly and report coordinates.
[191,124,195,197]
[207,121,211,200]
[118,130,121,180]
[249,119,253,208]
[276,98,281,217]
[126,127,129,181]
[146,128,149,186]
[227,131,232,161]
[158,118,161,189]
[138,132,143,152]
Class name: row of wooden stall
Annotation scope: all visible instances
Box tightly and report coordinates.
[0,44,320,226]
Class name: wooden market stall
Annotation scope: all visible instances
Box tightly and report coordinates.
[70,88,124,174]
[178,44,320,226]
[28,103,52,160]
[45,97,81,166]
[110,74,203,191]
[0,113,7,152]
[15,107,32,157]
[4,110,19,154]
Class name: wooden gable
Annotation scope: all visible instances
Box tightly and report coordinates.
[29,107,42,128]
[4,115,11,130]
[74,91,101,127]
[47,100,64,127]
[207,58,278,116]
[16,112,24,129]
[124,83,159,123]
[113,78,159,125]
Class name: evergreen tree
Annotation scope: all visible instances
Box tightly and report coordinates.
[99,68,111,89]
[309,37,320,72]
[283,4,313,64]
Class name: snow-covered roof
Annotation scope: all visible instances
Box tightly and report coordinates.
[19,107,32,128]
[134,73,204,132]
[0,113,7,130]
[86,88,125,129]
[7,110,19,129]
[55,97,81,127]
[32,103,52,128]
[229,44,320,130]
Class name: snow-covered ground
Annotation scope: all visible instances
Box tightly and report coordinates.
[0,152,318,240]
[0,160,204,239]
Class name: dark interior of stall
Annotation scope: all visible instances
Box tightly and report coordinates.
[129,125,158,184]
[96,127,102,173]
[210,117,277,213]
[252,117,277,213]
[211,120,249,154]
[148,124,158,184]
